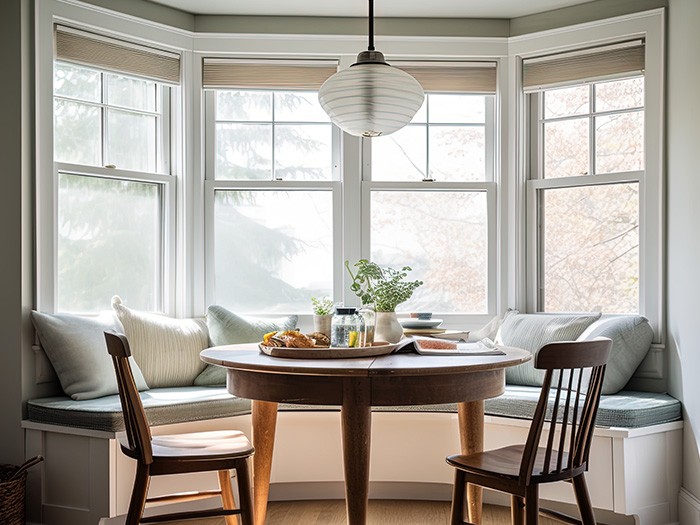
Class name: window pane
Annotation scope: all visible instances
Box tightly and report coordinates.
[54,63,101,102]
[216,90,271,121]
[429,94,485,123]
[595,111,644,174]
[411,98,427,123]
[216,123,272,179]
[275,124,332,180]
[106,110,157,172]
[274,92,330,122]
[542,183,639,313]
[595,77,644,112]
[544,118,589,178]
[429,126,485,181]
[106,73,156,112]
[371,191,488,314]
[371,126,426,181]
[544,85,589,119]
[57,174,161,312]
[214,191,333,313]
[54,99,102,166]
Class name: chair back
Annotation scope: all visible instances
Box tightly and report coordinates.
[104,331,154,464]
[518,337,612,485]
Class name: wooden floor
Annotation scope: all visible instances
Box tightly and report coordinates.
[156,500,561,524]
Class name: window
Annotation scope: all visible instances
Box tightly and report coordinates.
[51,26,179,313]
[366,64,497,314]
[203,60,338,313]
[525,43,645,314]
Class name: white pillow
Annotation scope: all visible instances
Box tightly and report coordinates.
[111,296,209,388]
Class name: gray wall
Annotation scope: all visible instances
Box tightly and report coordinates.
[0,0,32,466]
[667,0,700,504]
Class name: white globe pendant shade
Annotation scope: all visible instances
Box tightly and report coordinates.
[318,59,425,138]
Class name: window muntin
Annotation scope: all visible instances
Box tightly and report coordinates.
[214,90,332,181]
[53,61,172,313]
[54,62,166,174]
[532,76,644,313]
[212,190,334,313]
[370,190,489,313]
[57,174,162,312]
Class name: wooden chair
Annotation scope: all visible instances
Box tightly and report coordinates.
[446,337,612,525]
[104,331,254,525]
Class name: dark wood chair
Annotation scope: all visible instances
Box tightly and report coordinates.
[446,337,612,525]
[104,331,254,525]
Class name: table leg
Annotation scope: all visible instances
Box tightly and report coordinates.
[458,400,484,525]
[252,400,278,525]
[341,378,372,525]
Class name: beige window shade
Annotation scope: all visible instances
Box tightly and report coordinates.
[202,59,338,90]
[523,41,644,92]
[393,62,497,93]
[55,25,181,85]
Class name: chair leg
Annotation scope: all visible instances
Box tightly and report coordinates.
[218,469,238,525]
[450,469,468,525]
[511,495,525,525]
[235,458,254,525]
[572,474,596,525]
[525,485,539,525]
[126,463,150,525]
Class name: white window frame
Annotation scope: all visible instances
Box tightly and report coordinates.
[35,1,189,315]
[510,9,665,338]
[359,94,499,325]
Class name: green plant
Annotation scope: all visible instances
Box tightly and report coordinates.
[311,296,334,316]
[345,259,423,312]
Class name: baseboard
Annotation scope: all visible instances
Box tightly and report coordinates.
[680,488,700,525]
[269,481,453,501]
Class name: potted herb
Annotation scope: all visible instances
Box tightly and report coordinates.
[311,296,334,336]
[345,260,423,343]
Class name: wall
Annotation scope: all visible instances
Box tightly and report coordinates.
[667,0,700,516]
[0,0,31,467]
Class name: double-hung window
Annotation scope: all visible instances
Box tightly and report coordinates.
[51,26,179,313]
[364,63,498,315]
[202,60,339,314]
[524,42,646,314]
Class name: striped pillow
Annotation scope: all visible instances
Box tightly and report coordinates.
[496,310,601,386]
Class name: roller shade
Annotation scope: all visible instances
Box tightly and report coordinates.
[523,41,644,92]
[203,59,338,90]
[393,61,497,93]
[55,25,181,85]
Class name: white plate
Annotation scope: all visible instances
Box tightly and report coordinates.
[398,318,443,329]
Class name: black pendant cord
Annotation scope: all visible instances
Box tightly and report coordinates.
[368,0,375,51]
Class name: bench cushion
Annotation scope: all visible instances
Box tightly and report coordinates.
[27,387,251,433]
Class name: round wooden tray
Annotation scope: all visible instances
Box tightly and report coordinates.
[258,341,397,359]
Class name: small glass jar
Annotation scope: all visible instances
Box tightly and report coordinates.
[358,304,376,346]
[331,307,365,348]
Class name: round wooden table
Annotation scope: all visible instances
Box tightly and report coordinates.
[201,344,530,525]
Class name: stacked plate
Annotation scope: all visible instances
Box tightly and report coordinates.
[398,317,445,335]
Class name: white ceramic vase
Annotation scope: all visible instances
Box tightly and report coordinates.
[374,311,404,344]
[312,314,333,337]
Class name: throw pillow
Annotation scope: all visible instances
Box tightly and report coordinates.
[577,315,653,394]
[31,311,149,400]
[195,305,298,386]
[496,310,602,386]
[111,296,209,388]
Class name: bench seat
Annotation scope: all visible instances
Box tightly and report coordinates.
[26,386,681,432]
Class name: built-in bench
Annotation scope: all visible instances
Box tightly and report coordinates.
[22,305,684,525]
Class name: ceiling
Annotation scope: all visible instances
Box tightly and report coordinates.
[146,0,594,19]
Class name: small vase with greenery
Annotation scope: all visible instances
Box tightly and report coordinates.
[310,296,334,336]
[345,260,423,343]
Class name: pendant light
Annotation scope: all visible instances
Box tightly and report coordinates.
[318,0,425,138]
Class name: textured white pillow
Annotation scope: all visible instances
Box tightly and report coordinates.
[111,296,209,388]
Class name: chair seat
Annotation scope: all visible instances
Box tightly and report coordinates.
[447,445,583,483]
[119,430,253,460]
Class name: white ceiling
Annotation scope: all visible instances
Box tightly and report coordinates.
[146,0,593,19]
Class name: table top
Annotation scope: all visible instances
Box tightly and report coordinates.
[200,343,531,378]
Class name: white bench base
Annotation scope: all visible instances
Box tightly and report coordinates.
[23,411,682,525]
